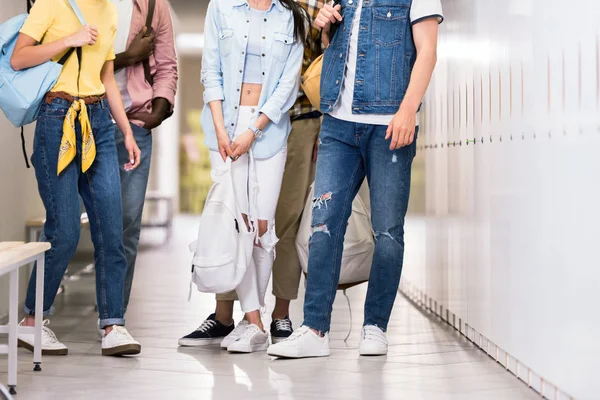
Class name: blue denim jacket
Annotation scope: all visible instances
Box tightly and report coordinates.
[320,0,416,114]
[200,0,304,159]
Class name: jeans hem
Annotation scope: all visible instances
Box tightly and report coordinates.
[23,304,54,317]
[302,319,330,334]
[100,318,125,328]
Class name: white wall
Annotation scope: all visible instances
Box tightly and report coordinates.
[0,1,46,317]
[401,1,600,399]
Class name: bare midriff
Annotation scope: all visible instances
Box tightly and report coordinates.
[240,83,262,107]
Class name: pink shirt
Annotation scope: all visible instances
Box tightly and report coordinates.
[124,0,178,125]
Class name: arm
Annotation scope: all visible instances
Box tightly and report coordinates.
[101,60,141,170]
[259,39,304,125]
[113,27,155,73]
[150,0,178,114]
[386,18,439,149]
[202,0,225,106]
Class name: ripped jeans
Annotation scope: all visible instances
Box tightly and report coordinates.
[303,115,418,333]
[209,106,287,313]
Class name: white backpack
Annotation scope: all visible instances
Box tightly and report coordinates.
[188,158,255,294]
[296,183,374,286]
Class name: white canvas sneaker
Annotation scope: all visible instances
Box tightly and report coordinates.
[220,320,249,349]
[267,326,330,359]
[227,324,269,353]
[101,325,141,357]
[359,325,388,356]
[18,319,68,356]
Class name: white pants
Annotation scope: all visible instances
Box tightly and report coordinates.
[209,106,287,312]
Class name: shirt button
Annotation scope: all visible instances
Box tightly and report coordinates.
[348,0,353,3]
[264,18,267,22]
[339,53,343,58]
[244,35,248,38]
[239,70,242,73]
[262,53,265,57]
[246,20,250,23]
[242,51,245,55]
[335,80,339,85]
[231,123,234,126]
[235,106,238,109]
[262,72,265,75]
[262,36,266,39]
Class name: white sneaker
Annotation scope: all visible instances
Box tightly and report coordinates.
[101,326,141,357]
[220,320,249,349]
[227,324,269,353]
[97,319,105,341]
[18,319,68,356]
[267,326,330,359]
[359,325,388,356]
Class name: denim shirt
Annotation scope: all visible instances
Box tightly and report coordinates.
[200,0,304,159]
[320,0,416,114]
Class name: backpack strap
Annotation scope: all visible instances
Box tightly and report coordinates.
[143,0,156,85]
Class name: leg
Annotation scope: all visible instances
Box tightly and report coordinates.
[8,270,18,394]
[24,114,82,320]
[115,123,153,312]
[302,116,365,333]
[363,125,418,330]
[79,110,126,328]
[33,254,45,371]
[272,117,321,318]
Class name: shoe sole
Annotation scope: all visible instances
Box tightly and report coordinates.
[178,338,224,347]
[267,348,330,359]
[270,336,291,344]
[227,342,269,353]
[102,343,141,357]
[359,351,388,356]
[18,339,68,356]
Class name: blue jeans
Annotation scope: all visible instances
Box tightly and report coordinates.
[114,123,152,311]
[24,97,127,328]
[302,115,418,333]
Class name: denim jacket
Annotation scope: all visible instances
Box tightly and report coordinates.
[320,0,416,114]
[200,0,304,159]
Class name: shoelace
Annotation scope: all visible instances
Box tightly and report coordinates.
[112,326,133,340]
[287,326,311,341]
[238,325,261,341]
[275,319,292,332]
[41,320,60,343]
[196,319,217,333]
[362,326,386,343]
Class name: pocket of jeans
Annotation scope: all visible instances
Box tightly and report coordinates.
[39,103,68,119]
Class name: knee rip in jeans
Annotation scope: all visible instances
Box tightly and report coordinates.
[311,224,331,237]
[374,231,399,244]
[312,192,332,209]
[255,219,278,254]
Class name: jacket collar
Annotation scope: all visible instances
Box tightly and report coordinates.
[233,0,284,12]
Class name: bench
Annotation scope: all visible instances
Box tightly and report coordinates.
[0,242,50,395]
[142,192,174,243]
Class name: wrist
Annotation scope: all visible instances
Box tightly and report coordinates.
[399,99,420,114]
[123,128,134,138]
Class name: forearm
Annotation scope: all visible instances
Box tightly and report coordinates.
[11,35,70,71]
[151,97,171,120]
[399,49,437,113]
[208,100,226,132]
[253,113,271,131]
[114,51,138,72]
[104,75,132,136]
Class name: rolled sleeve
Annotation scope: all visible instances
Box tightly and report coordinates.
[151,0,178,111]
[259,40,304,124]
[203,86,225,104]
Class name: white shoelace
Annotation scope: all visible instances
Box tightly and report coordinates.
[274,319,292,332]
[231,321,248,336]
[112,325,134,341]
[287,326,312,342]
[362,326,387,344]
[41,320,60,343]
[238,325,262,341]
[196,319,217,333]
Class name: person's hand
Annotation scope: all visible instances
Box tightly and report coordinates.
[386,104,417,150]
[216,128,233,162]
[314,3,342,48]
[313,136,320,162]
[230,130,255,161]
[123,132,142,171]
[66,25,98,47]
[128,110,164,130]
[127,27,155,64]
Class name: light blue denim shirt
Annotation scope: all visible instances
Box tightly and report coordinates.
[200,0,304,159]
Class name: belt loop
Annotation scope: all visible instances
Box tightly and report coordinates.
[100,98,105,110]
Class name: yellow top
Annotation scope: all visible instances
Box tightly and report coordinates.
[20,0,117,97]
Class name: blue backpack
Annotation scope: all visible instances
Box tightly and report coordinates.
[0,0,86,166]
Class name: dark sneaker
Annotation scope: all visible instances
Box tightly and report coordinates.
[270,316,293,344]
[178,314,235,347]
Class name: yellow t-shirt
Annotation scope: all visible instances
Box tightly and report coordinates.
[20,0,117,97]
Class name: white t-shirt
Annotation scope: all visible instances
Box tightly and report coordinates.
[110,0,134,112]
[330,0,443,126]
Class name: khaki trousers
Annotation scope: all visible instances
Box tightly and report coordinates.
[216,116,322,302]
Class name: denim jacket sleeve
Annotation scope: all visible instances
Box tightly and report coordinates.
[259,39,304,125]
[201,1,224,104]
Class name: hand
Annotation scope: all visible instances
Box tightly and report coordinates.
[230,130,255,161]
[66,25,98,47]
[128,110,163,130]
[313,136,320,163]
[123,133,142,171]
[216,129,233,162]
[314,3,342,48]
[127,27,155,64]
[386,105,417,150]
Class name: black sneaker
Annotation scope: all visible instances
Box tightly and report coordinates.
[270,316,293,344]
[178,314,235,347]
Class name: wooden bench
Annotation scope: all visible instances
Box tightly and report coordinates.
[0,242,50,395]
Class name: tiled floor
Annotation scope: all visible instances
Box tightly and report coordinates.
[1,216,540,399]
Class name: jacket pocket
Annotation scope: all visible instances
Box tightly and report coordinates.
[372,6,408,47]
[219,29,235,57]
[272,32,295,63]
